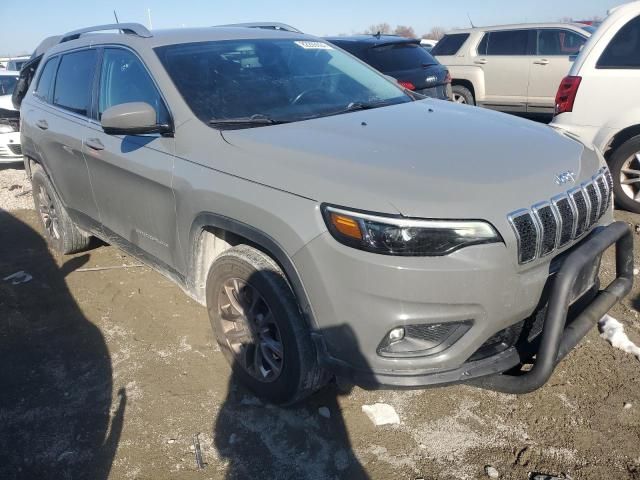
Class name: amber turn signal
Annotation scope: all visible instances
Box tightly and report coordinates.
[329,212,363,240]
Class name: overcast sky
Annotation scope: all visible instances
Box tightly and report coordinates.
[0,0,622,56]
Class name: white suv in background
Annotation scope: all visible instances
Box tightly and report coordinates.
[433,23,593,113]
[0,70,21,163]
[552,1,640,213]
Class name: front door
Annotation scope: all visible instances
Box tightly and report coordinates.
[83,47,178,271]
[474,29,533,111]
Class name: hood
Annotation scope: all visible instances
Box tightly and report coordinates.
[212,99,597,226]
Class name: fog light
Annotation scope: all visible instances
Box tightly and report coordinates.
[388,327,405,343]
[377,321,473,358]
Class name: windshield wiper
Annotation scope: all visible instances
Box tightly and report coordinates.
[208,114,287,129]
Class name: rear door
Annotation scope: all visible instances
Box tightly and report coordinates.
[21,49,101,229]
[472,29,533,111]
[527,28,588,112]
[83,46,178,270]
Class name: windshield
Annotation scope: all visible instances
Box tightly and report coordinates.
[155,39,411,127]
[0,75,18,96]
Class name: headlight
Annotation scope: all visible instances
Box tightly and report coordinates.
[321,205,502,256]
[0,124,15,134]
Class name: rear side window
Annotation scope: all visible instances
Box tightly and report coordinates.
[537,29,587,55]
[367,43,438,71]
[98,48,169,124]
[431,34,469,56]
[597,15,640,69]
[34,57,58,102]
[53,49,98,116]
[483,30,530,55]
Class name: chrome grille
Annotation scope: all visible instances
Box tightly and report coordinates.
[508,167,612,264]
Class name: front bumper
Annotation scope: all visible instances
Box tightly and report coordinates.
[296,221,632,392]
[0,131,22,162]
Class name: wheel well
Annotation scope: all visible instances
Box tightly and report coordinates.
[451,79,475,99]
[188,219,316,328]
[604,125,640,160]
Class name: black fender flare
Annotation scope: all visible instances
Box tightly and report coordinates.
[187,212,318,329]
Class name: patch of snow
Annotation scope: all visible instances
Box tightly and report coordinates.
[361,403,400,426]
[485,465,499,478]
[599,315,640,361]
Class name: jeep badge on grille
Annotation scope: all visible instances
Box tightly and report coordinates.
[554,171,577,185]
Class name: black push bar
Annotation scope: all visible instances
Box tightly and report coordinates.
[471,221,634,394]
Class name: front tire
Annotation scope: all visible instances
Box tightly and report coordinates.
[206,245,326,405]
[609,136,640,214]
[31,163,91,254]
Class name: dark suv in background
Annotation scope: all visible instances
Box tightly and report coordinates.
[325,34,452,100]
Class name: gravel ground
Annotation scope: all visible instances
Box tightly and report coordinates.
[1,166,639,480]
[0,164,32,211]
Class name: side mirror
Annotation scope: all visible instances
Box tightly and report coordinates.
[101,102,171,135]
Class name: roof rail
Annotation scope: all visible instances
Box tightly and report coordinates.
[60,23,152,43]
[217,22,302,34]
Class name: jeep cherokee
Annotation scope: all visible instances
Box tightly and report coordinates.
[16,23,633,404]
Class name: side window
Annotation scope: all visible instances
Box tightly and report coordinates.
[98,48,169,124]
[597,15,640,69]
[477,34,488,55]
[431,34,470,56]
[538,29,586,56]
[485,30,529,55]
[53,49,98,116]
[34,57,58,102]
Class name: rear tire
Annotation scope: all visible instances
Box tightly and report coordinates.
[31,163,91,254]
[452,85,475,105]
[609,136,640,214]
[206,244,326,405]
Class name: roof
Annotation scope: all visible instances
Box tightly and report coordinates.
[42,25,311,58]
[324,34,419,46]
[446,22,593,34]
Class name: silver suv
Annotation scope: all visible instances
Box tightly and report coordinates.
[433,23,594,113]
[16,23,633,404]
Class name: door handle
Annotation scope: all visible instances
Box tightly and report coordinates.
[35,119,48,130]
[474,58,488,65]
[534,59,550,65]
[85,138,105,151]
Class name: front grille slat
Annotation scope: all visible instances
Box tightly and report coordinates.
[532,203,557,256]
[509,210,538,264]
[569,188,588,238]
[509,167,612,265]
[7,144,22,156]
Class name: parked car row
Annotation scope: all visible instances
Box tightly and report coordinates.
[10,18,634,403]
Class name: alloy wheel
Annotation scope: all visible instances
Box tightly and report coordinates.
[620,152,640,202]
[217,277,284,382]
[37,185,60,240]
[453,93,467,104]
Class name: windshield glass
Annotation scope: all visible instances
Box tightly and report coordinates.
[155,39,411,127]
[0,75,18,96]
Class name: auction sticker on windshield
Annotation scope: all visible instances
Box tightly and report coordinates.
[294,41,333,50]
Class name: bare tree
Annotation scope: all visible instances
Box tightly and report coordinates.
[394,25,416,38]
[364,23,392,35]
[422,26,446,40]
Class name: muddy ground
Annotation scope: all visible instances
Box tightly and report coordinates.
[1,166,639,480]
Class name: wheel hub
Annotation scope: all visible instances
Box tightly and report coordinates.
[620,152,640,202]
[37,186,60,240]
[217,278,283,382]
